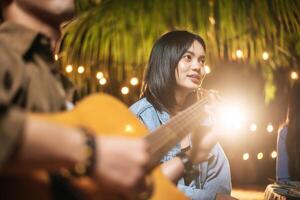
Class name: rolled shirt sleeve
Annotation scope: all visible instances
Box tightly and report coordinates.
[0,54,25,169]
[0,108,25,168]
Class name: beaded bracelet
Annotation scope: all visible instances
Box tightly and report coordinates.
[71,127,96,177]
[176,151,200,185]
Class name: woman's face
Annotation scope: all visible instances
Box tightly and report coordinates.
[175,40,206,93]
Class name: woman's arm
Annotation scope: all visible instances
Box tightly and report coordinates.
[178,143,231,200]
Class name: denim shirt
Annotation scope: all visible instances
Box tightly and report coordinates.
[130,97,232,200]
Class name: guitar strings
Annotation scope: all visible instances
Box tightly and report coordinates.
[146,98,209,169]
[146,97,209,151]
[145,97,210,169]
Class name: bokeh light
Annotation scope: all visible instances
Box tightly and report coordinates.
[121,86,129,95]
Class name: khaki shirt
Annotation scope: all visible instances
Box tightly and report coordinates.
[0,22,73,168]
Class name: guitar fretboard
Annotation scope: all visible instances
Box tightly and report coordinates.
[144,97,210,171]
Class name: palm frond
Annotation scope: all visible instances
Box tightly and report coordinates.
[61,0,300,102]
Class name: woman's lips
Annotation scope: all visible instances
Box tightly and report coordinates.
[187,74,201,83]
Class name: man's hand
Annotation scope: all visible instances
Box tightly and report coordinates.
[94,136,150,197]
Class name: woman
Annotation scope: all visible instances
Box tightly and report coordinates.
[130,30,231,199]
[277,81,300,181]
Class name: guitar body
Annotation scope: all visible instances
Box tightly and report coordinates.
[33,94,188,200]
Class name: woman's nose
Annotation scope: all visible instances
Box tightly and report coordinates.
[191,61,203,72]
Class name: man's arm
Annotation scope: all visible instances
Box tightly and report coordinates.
[2,115,150,197]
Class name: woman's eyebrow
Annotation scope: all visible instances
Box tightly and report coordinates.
[185,51,195,55]
[185,51,205,59]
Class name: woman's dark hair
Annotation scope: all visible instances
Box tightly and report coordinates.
[1,0,11,22]
[141,30,206,112]
[284,81,300,180]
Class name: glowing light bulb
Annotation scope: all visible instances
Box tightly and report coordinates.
[262,52,269,60]
[204,65,211,74]
[257,152,263,160]
[54,54,59,61]
[65,65,73,73]
[99,78,107,85]
[291,71,299,80]
[121,86,129,95]
[130,77,139,86]
[209,16,215,25]
[267,123,274,133]
[271,151,277,159]
[236,49,244,59]
[96,72,104,79]
[243,153,249,161]
[77,66,85,74]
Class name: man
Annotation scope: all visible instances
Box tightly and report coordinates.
[0,0,149,199]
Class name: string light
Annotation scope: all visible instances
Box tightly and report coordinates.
[99,77,107,85]
[262,52,269,60]
[130,77,139,86]
[204,65,211,74]
[209,16,215,25]
[96,71,104,80]
[77,66,85,74]
[243,153,249,161]
[121,86,129,95]
[250,123,257,132]
[54,54,59,61]
[236,49,244,59]
[65,65,73,73]
[291,71,299,80]
[271,150,277,159]
[257,152,264,160]
[267,123,274,133]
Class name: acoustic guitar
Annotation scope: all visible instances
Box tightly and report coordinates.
[32,92,212,200]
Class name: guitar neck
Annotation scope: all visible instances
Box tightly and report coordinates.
[144,97,209,171]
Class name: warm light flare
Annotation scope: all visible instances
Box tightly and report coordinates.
[204,65,211,74]
[243,153,249,161]
[257,152,264,160]
[96,72,104,79]
[267,123,274,133]
[291,71,299,80]
[65,65,73,73]
[250,123,257,132]
[236,49,244,58]
[99,78,107,85]
[271,151,277,159]
[262,52,269,60]
[217,103,247,132]
[121,86,129,95]
[78,66,85,74]
[130,77,139,86]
